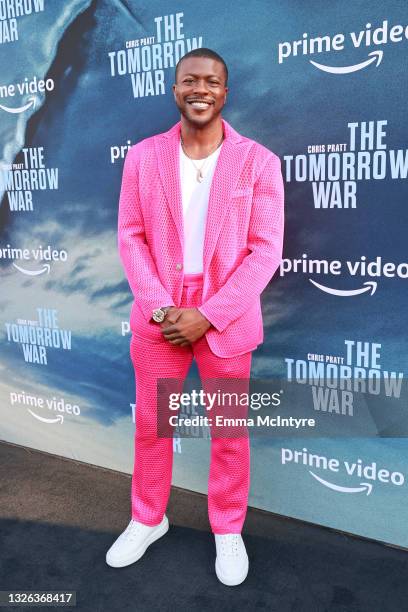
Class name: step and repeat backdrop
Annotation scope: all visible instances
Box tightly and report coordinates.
[1,1,407,547]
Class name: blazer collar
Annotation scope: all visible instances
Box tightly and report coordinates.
[154,117,249,276]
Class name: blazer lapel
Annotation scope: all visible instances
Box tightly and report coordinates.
[154,123,184,253]
[154,117,249,274]
[202,119,248,274]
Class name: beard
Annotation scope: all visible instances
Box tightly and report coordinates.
[174,98,223,128]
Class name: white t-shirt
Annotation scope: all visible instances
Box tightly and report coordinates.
[179,141,223,274]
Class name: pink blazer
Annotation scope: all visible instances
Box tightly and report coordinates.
[117,117,284,357]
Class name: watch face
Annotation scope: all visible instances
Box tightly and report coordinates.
[153,309,165,323]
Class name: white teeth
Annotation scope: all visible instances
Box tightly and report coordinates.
[190,102,210,108]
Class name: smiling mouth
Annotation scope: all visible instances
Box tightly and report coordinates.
[187,100,213,110]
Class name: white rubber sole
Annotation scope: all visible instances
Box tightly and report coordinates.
[215,555,249,586]
[106,516,169,568]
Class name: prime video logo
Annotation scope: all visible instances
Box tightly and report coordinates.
[280,254,408,297]
[281,447,404,495]
[278,20,408,73]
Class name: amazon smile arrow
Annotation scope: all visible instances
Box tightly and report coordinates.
[310,50,383,74]
[309,470,373,495]
[309,279,377,296]
[0,96,36,113]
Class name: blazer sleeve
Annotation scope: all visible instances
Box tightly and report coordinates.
[197,152,284,332]
[117,146,175,322]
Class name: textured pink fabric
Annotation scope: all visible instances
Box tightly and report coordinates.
[118,117,285,357]
[130,274,252,534]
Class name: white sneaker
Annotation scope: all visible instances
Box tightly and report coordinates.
[106,515,169,568]
[214,533,249,586]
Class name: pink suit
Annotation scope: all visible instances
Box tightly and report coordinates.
[118,117,284,533]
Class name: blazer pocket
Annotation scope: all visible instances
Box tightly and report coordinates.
[130,301,163,343]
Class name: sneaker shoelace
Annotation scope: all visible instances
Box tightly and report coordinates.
[123,520,144,541]
[218,534,240,558]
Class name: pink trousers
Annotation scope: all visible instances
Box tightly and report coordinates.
[129,273,252,534]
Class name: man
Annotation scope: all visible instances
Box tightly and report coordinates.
[106,48,284,586]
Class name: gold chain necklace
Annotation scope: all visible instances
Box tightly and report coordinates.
[180,132,224,182]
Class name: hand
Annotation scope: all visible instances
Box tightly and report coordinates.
[161,307,211,346]
[159,307,182,330]
[159,307,190,343]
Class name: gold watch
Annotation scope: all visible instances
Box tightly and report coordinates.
[152,305,172,323]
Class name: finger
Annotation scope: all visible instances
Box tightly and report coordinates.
[162,327,181,338]
[167,309,183,323]
[162,324,178,334]
[165,312,180,323]
[164,331,185,341]
[169,337,190,345]
[162,326,186,339]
